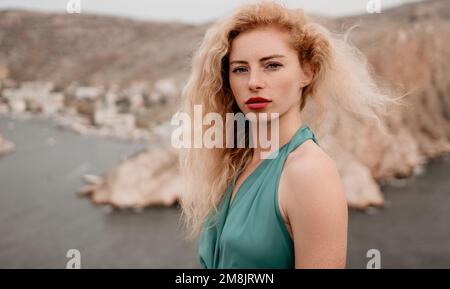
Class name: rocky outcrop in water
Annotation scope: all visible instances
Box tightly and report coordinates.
[78,147,181,209]
[0,133,14,157]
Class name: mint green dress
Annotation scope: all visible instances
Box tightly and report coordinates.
[198,124,320,269]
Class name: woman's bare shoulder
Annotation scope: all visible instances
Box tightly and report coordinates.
[279,139,347,223]
[279,139,348,268]
[283,138,335,180]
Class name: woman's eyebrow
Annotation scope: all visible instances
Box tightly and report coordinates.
[229,54,286,65]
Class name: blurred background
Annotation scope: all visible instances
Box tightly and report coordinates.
[0,0,449,268]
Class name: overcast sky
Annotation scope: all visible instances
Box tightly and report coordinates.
[0,0,423,24]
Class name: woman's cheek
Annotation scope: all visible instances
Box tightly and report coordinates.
[231,84,246,106]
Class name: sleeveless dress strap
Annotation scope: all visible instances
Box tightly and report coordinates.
[286,124,320,154]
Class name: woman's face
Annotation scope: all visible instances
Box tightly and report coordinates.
[228,25,312,118]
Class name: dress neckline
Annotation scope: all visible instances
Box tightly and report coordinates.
[227,123,309,210]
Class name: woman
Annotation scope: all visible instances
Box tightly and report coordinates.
[178,1,401,269]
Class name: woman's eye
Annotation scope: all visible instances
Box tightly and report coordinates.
[266,63,282,70]
[232,67,247,74]
[231,63,281,74]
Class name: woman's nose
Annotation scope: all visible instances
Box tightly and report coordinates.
[248,70,265,91]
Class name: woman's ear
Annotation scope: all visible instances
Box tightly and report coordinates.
[300,62,314,87]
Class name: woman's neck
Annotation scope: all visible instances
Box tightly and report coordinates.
[249,108,303,162]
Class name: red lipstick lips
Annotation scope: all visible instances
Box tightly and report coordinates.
[245,96,272,110]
